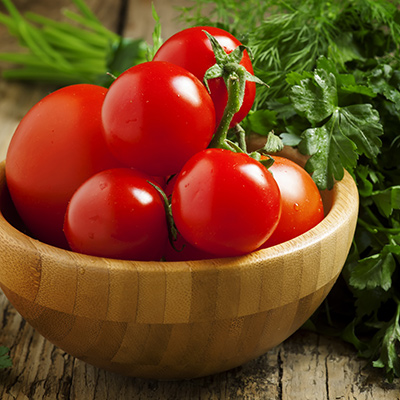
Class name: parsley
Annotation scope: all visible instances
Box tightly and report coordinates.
[288,57,384,190]
[182,0,400,381]
[0,346,12,369]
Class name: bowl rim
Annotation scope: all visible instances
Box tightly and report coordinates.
[0,159,359,273]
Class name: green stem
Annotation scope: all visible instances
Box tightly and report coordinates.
[63,9,118,41]
[231,124,247,152]
[42,29,106,58]
[364,205,386,228]
[358,218,400,235]
[147,182,178,246]
[25,12,110,49]
[209,66,247,149]
[71,0,101,23]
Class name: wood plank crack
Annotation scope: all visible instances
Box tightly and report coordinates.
[278,348,283,400]
[117,0,131,36]
[325,355,330,400]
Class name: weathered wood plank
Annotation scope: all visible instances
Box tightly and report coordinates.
[2,278,399,400]
[280,332,400,400]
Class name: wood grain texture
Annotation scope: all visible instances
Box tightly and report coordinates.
[0,158,359,380]
[0,0,399,397]
[1,292,399,399]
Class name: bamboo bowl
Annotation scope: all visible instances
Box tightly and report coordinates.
[0,159,358,380]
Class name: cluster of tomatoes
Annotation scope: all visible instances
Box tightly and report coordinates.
[5,26,324,261]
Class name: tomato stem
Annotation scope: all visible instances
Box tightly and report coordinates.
[209,66,247,149]
[231,124,247,152]
[202,30,267,152]
[147,181,179,246]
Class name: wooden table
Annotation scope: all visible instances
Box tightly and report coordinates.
[0,1,399,398]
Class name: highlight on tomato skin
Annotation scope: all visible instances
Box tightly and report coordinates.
[3,26,325,262]
[170,148,282,258]
[153,26,256,129]
[63,168,169,261]
[259,156,325,249]
[101,61,216,177]
[5,84,123,249]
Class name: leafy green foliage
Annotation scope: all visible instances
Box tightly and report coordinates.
[291,75,337,125]
[242,109,278,137]
[371,302,400,382]
[0,0,148,85]
[288,59,383,189]
[145,4,163,61]
[0,346,12,369]
[177,0,272,41]
[181,0,400,381]
[350,252,396,291]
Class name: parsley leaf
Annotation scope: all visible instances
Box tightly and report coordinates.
[289,59,383,189]
[372,186,400,218]
[368,64,400,112]
[339,105,382,159]
[349,251,396,291]
[371,302,400,383]
[290,68,338,125]
[298,119,356,189]
[243,109,278,136]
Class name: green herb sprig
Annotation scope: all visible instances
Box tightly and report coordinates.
[0,0,148,86]
[182,0,400,381]
[177,0,272,41]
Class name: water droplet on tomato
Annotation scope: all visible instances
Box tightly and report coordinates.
[293,202,300,211]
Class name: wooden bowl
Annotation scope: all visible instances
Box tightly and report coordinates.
[0,159,358,380]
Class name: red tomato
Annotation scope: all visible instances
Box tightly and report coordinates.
[6,84,121,249]
[171,149,281,257]
[64,168,169,261]
[260,156,325,248]
[164,174,178,199]
[153,26,256,128]
[164,176,216,260]
[101,61,216,177]
[164,233,215,261]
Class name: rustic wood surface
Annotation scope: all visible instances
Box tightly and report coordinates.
[0,0,399,398]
